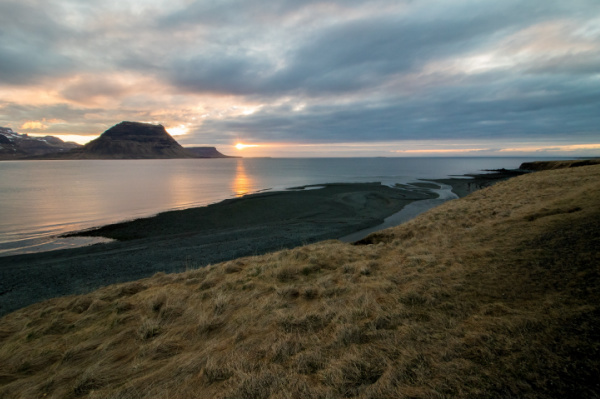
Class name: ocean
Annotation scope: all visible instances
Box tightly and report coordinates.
[0,157,560,256]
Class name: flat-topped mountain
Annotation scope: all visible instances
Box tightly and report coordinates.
[1,122,236,160]
[67,121,195,159]
[24,121,236,160]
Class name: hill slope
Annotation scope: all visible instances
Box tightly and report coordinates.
[520,159,600,170]
[65,121,195,159]
[0,165,599,398]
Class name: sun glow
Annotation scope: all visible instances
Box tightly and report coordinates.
[29,133,97,145]
[21,121,49,130]
[166,125,189,136]
[235,143,260,150]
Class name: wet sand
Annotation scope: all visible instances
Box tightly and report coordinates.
[0,170,525,316]
[1,183,434,316]
[433,168,527,197]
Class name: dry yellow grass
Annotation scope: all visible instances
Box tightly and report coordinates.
[520,158,600,170]
[1,165,599,398]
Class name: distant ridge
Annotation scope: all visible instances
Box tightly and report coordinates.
[26,121,235,160]
[520,159,600,171]
[0,127,81,160]
[185,146,238,158]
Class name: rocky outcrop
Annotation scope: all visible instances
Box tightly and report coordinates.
[0,134,11,145]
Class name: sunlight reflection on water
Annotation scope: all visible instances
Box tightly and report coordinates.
[232,159,253,197]
[0,157,555,255]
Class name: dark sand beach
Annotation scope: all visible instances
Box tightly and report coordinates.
[0,170,524,316]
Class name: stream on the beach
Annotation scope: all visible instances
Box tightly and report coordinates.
[339,182,457,242]
[0,157,558,256]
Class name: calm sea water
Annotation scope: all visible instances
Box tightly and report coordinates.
[0,157,560,256]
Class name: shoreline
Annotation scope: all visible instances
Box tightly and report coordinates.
[0,170,525,316]
[340,181,458,242]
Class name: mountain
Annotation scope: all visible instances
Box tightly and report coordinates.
[185,146,238,158]
[1,122,236,160]
[0,127,81,160]
[62,121,196,159]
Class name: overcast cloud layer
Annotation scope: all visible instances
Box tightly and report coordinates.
[1,0,599,156]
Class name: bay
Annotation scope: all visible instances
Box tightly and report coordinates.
[0,157,560,256]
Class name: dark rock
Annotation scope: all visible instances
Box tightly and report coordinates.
[72,121,194,159]
[185,146,237,158]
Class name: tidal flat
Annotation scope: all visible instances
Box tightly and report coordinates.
[0,170,522,317]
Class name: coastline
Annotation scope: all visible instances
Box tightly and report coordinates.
[432,168,527,197]
[0,182,433,316]
[1,163,598,397]
[0,170,524,316]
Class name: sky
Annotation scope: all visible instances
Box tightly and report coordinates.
[1,0,599,157]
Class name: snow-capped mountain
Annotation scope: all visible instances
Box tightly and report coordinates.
[0,127,81,159]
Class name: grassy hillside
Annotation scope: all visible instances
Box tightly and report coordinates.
[1,165,599,398]
[520,158,600,170]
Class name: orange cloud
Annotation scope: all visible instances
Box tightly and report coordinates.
[21,121,48,130]
[499,143,600,152]
[392,148,488,154]
[235,143,260,150]
[28,133,96,145]
[166,125,189,136]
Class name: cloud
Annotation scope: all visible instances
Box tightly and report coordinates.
[0,0,599,154]
[1,102,109,136]
[60,75,132,104]
[160,0,595,98]
[21,121,48,130]
[189,67,600,145]
[0,1,79,84]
